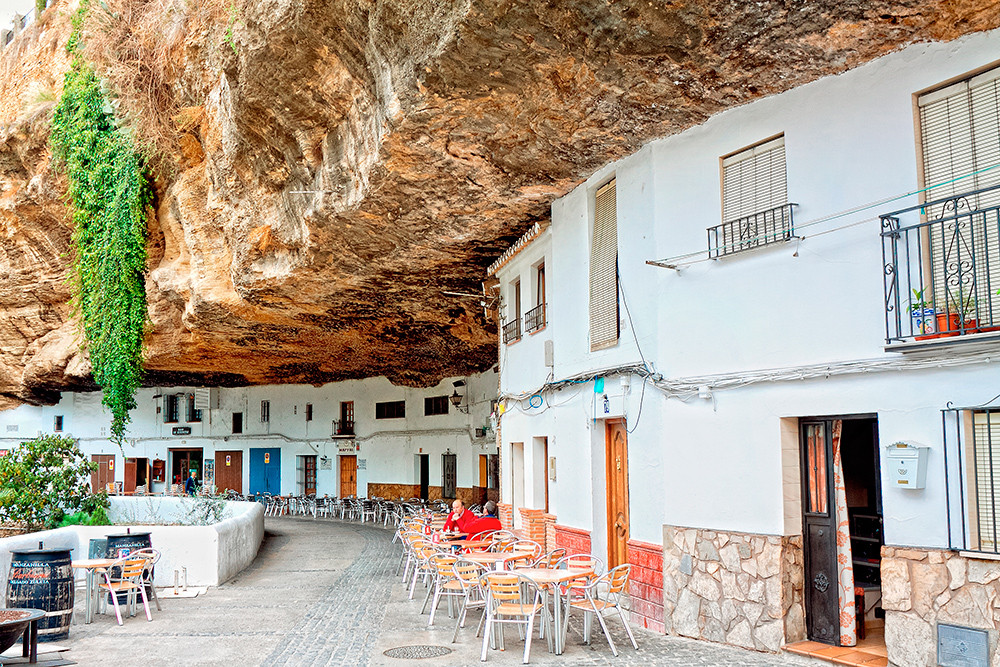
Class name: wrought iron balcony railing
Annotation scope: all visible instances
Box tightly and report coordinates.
[707,203,797,259]
[524,303,546,333]
[502,318,521,344]
[881,184,1000,343]
[332,419,354,437]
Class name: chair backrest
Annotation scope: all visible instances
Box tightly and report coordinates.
[130,547,161,566]
[111,555,150,581]
[556,553,605,576]
[480,572,539,615]
[506,540,542,560]
[452,558,489,589]
[469,530,496,542]
[535,548,566,569]
[606,564,630,596]
[429,553,458,577]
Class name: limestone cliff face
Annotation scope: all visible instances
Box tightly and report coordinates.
[0,0,997,403]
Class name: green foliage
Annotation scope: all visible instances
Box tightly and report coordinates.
[34,0,46,19]
[0,435,109,530]
[180,496,229,526]
[224,1,240,55]
[51,7,153,447]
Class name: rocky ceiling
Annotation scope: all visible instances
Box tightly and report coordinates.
[0,0,997,404]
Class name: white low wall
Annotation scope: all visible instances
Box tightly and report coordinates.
[0,498,264,590]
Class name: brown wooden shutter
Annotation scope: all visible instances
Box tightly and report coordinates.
[590,179,619,351]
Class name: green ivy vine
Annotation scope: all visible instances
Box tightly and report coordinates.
[51,4,153,446]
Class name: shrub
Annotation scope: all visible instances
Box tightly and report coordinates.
[0,435,109,530]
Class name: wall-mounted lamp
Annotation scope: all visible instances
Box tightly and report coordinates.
[450,380,469,413]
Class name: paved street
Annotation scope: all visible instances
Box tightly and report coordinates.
[60,517,820,666]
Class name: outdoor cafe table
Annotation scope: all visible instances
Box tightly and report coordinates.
[440,537,492,550]
[463,551,534,570]
[515,567,595,655]
[71,558,114,624]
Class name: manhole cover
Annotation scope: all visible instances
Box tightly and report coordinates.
[383,645,453,659]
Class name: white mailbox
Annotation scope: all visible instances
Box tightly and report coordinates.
[885,441,929,489]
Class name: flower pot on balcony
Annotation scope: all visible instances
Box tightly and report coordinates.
[915,312,962,340]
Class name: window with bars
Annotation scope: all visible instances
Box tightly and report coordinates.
[186,395,202,423]
[53,415,63,432]
[261,400,270,423]
[917,66,1000,329]
[590,179,619,351]
[970,410,1000,552]
[164,395,179,423]
[375,400,406,419]
[305,403,313,422]
[710,136,793,257]
[424,396,449,416]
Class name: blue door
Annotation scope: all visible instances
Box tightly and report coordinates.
[249,448,281,495]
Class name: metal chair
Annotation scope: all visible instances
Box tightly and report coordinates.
[422,553,461,626]
[565,564,638,656]
[450,558,489,643]
[479,571,546,664]
[534,548,566,569]
[99,555,153,625]
[130,547,162,611]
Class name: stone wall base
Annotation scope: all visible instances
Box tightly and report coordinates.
[882,546,1000,667]
[366,483,479,506]
[663,525,804,653]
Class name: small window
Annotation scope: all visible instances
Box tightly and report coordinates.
[525,262,546,333]
[375,400,406,419]
[186,395,202,423]
[261,400,270,423]
[424,396,449,416]
[305,403,313,422]
[53,415,63,432]
[233,412,243,434]
[590,179,619,351]
[164,395,179,423]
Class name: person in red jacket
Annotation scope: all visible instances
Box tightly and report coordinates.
[443,499,474,533]
[463,500,502,536]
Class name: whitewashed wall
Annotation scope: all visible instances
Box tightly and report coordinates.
[496,28,1000,555]
[0,372,497,498]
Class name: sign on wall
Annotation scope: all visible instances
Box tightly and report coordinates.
[172,427,192,436]
[264,452,270,464]
[226,455,232,467]
[337,441,357,454]
[357,459,366,470]
[320,457,332,470]
[204,460,215,484]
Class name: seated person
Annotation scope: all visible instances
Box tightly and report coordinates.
[463,500,502,536]
[442,499,474,533]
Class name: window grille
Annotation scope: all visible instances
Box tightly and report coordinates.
[186,395,202,423]
[164,395,179,423]
[375,400,405,419]
[260,400,270,423]
[590,179,619,351]
[53,415,63,432]
[424,396,449,416]
[942,401,1000,555]
[305,403,313,422]
[524,303,546,333]
[502,318,521,344]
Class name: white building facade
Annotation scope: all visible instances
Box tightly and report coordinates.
[492,29,1000,666]
[0,373,499,506]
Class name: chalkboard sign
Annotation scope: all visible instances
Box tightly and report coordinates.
[172,426,192,436]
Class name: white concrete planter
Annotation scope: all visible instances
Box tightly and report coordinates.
[0,498,263,589]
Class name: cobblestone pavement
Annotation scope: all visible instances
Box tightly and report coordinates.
[59,518,821,666]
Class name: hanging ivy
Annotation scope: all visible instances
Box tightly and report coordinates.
[51,6,152,446]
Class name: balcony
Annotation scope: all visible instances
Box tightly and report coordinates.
[502,318,521,344]
[332,419,355,438]
[707,203,796,259]
[881,184,1000,345]
[524,303,546,333]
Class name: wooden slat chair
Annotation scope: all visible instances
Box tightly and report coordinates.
[450,558,490,643]
[565,564,638,657]
[488,531,517,552]
[503,540,543,562]
[99,555,153,625]
[408,540,441,600]
[129,548,162,611]
[421,553,461,626]
[398,531,424,580]
[478,572,547,664]
[533,548,566,569]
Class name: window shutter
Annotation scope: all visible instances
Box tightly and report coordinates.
[590,179,619,351]
[973,411,1000,550]
[919,67,1000,320]
[722,137,787,224]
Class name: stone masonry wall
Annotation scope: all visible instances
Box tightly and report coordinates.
[663,525,805,653]
[882,546,1000,667]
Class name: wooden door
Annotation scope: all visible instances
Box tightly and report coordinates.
[801,420,839,644]
[606,420,630,568]
[340,455,357,497]
[91,454,115,493]
[215,450,243,494]
[123,458,137,493]
[419,454,429,500]
[303,455,317,496]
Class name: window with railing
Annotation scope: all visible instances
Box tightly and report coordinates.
[707,203,796,258]
[332,419,355,436]
[524,303,546,333]
[502,318,521,344]
[881,184,1000,343]
[942,403,1000,555]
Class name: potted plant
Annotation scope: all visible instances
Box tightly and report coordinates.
[908,288,961,340]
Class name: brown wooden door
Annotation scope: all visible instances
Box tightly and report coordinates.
[340,455,357,497]
[800,420,840,644]
[215,450,243,494]
[606,420,630,568]
[123,459,137,493]
[303,455,317,496]
[91,454,115,493]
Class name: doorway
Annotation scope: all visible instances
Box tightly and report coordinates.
[123,458,148,493]
[800,416,882,646]
[91,454,115,493]
[298,455,317,496]
[606,419,630,568]
[249,448,281,495]
[169,448,203,488]
[511,443,525,529]
[417,454,429,500]
[215,450,243,494]
[340,455,357,497]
